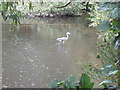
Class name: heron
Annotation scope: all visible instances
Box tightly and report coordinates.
[57,32,71,43]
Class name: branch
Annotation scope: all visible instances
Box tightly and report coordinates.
[86,0,90,12]
[54,1,71,8]
[54,0,77,8]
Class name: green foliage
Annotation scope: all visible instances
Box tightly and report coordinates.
[86,2,120,88]
[84,62,119,88]
[75,60,81,64]
[0,1,37,26]
[17,1,85,16]
[97,31,120,87]
[80,73,94,88]
[88,2,120,32]
[84,31,120,88]
[96,54,100,58]
[99,80,112,86]
[28,2,33,10]
[97,20,111,32]
[112,20,120,27]
[0,1,88,26]
[49,73,94,89]
[49,75,79,88]
[1,2,21,26]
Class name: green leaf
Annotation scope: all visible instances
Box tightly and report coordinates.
[108,70,118,76]
[85,17,93,20]
[18,20,20,26]
[55,78,61,83]
[106,3,117,9]
[57,81,64,86]
[80,73,94,88]
[29,2,33,10]
[105,65,112,68]
[75,60,81,64]
[22,2,24,5]
[6,2,9,10]
[99,80,112,86]
[96,55,100,58]
[111,8,120,19]
[97,20,111,32]
[63,78,69,88]
[112,20,120,27]
[15,17,17,25]
[89,67,92,71]
[1,9,4,16]
[69,75,76,82]
[49,80,57,88]
[70,81,79,88]
[30,59,34,62]
[64,77,70,87]
[10,2,13,7]
[86,82,94,88]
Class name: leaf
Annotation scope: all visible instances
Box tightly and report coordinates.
[111,11,119,19]
[70,81,79,88]
[75,60,81,64]
[105,65,112,68]
[18,20,20,26]
[97,20,111,32]
[115,60,119,65]
[64,77,70,87]
[29,2,33,10]
[112,20,120,27]
[55,78,61,83]
[63,78,69,88]
[86,82,94,88]
[1,9,4,16]
[30,59,34,62]
[85,17,93,20]
[57,81,64,86]
[99,80,112,86]
[80,73,94,88]
[63,75,78,88]
[106,3,117,10]
[96,55,100,58]
[108,70,118,76]
[22,2,24,5]
[111,8,120,19]
[15,34,20,41]
[69,75,76,83]
[49,80,57,88]
[89,68,92,71]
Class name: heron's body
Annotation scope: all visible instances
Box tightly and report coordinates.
[57,32,71,43]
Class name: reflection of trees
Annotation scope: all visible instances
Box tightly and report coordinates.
[36,16,89,39]
[2,24,35,44]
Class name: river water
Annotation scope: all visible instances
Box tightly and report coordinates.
[2,15,100,88]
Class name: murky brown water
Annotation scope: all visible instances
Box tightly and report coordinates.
[2,15,100,88]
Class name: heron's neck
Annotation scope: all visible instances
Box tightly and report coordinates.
[66,34,69,39]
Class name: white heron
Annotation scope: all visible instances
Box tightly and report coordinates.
[57,32,71,43]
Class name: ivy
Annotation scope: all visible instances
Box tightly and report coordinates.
[80,73,94,88]
[97,20,111,32]
[49,73,94,89]
[86,2,120,88]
